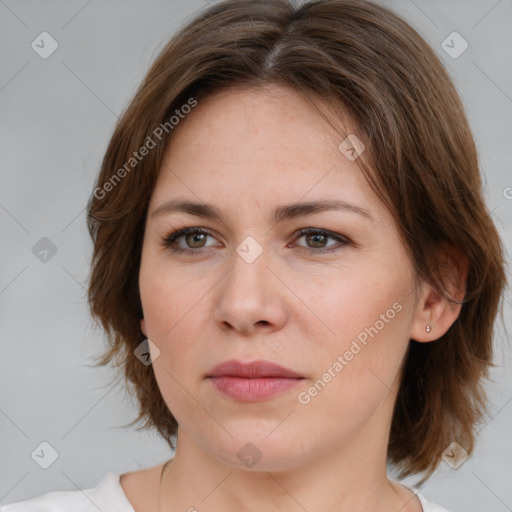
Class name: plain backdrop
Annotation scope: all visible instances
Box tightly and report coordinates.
[0,0,511,510]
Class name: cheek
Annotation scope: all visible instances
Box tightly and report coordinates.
[138,254,213,376]
[290,258,409,345]
[139,253,202,339]
[140,267,210,426]
[295,300,410,444]
[296,266,412,396]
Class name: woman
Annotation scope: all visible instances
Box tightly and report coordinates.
[2,0,506,511]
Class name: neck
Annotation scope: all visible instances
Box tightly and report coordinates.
[158,416,420,512]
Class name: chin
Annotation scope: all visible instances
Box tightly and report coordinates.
[206,433,311,473]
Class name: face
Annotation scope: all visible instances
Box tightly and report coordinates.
[138,84,422,471]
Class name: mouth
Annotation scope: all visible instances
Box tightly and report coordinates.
[207,359,304,379]
[206,359,305,402]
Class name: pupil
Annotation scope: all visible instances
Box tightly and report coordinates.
[188,233,205,247]
[308,234,325,247]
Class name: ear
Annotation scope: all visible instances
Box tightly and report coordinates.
[410,243,469,343]
[140,318,147,336]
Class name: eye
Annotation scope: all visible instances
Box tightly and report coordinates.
[160,227,219,255]
[293,228,350,254]
[160,226,351,256]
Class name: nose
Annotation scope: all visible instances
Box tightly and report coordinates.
[213,243,288,336]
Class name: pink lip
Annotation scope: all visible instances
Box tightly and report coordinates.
[207,359,304,402]
[208,359,303,379]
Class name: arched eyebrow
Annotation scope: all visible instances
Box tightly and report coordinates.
[151,198,373,223]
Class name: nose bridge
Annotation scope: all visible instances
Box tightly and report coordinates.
[214,236,286,332]
[225,236,271,302]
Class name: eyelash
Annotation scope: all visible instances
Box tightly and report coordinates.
[160,227,350,256]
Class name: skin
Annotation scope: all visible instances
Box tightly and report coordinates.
[122,84,465,512]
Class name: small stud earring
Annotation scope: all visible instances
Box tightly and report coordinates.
[425,324,432,333]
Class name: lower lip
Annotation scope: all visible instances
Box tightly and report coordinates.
[208,376,303,402]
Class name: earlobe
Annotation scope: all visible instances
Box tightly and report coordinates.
[410,244,469,343]
[140,318,147,336]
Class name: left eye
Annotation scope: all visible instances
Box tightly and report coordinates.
[160,227,350,255]
[293,228,350,253]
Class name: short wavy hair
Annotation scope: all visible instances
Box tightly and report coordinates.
[86,0,507,482]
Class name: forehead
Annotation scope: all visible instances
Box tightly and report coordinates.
[150,85,379,219]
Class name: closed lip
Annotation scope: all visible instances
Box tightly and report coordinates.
[207,359,304,379]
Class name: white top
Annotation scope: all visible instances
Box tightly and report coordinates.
[0,471,452,511]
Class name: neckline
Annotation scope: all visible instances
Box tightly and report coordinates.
[390,478,427,512]
[109,471,428,512]
[104,471,137,512]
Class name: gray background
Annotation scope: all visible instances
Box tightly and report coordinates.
[0,0,511,510]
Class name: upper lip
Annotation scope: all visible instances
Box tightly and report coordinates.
[207,359,304,379]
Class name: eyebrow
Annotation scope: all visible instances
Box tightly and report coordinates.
[151,198,373,223]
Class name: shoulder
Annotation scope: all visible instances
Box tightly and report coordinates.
[418,496,453,512]
[0,472,135,512]
[392,479,453,512]
[415,489,453,512]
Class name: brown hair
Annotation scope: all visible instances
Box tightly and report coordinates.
[86,0,507,482]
